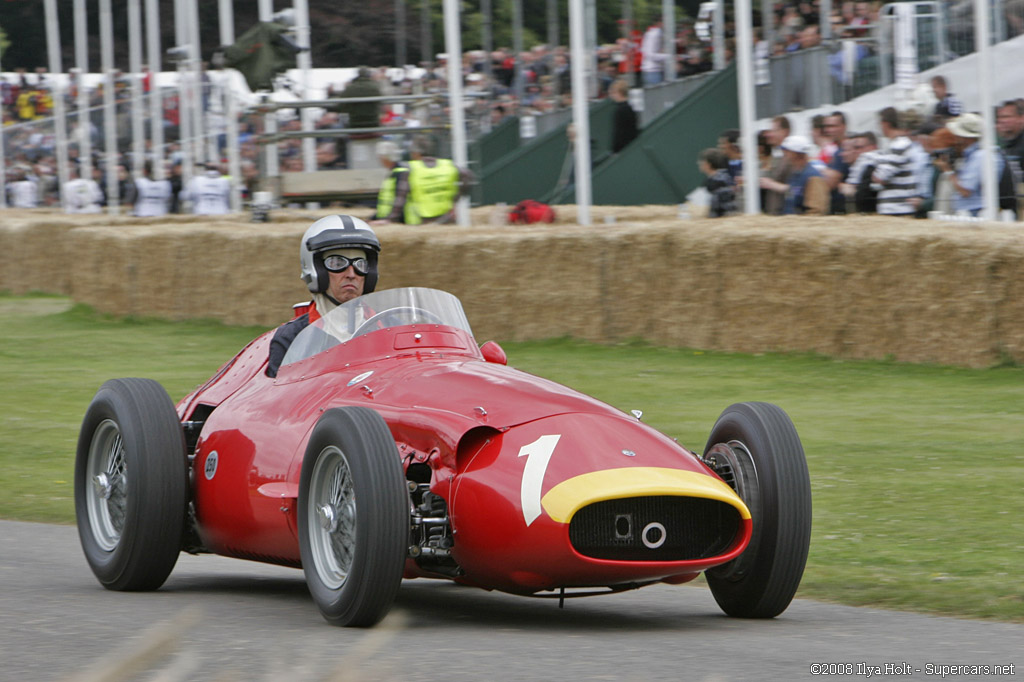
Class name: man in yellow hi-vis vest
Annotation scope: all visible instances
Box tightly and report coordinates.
[371,141,410,224]
[384,136,470,225]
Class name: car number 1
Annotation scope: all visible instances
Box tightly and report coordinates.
[518,434,561,526]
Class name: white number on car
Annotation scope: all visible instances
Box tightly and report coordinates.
[518,434,561,526]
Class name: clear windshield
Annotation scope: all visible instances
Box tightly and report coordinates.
[281,287,473,368]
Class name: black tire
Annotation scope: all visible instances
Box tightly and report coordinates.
[298,407,408,627]
[74,378,188,591]
[702,402,811,618]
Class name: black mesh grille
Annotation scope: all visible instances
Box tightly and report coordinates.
[569,496,741,562]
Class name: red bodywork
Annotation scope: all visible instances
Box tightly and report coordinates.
[177,308,751,595]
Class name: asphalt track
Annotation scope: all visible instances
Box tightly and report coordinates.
[2,521,1020,682]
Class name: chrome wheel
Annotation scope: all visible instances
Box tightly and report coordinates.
[307,445,357,590]
[86,419,128,552]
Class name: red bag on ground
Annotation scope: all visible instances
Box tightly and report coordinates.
[508,200,556,224]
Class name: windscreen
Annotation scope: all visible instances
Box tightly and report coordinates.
[281,287,473,368]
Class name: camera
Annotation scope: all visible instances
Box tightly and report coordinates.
[166,45,191,63]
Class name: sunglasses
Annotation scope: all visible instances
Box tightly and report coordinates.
[322,254,369,276]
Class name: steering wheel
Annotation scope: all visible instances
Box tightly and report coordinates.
[351,306,445,338]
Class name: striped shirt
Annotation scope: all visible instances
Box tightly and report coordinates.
[872,136,919,215]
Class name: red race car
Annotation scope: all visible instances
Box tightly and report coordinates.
[75,287,811,627]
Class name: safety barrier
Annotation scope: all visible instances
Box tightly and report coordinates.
[2,208,1022,368]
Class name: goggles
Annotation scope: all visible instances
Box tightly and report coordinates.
[322,254,369,276]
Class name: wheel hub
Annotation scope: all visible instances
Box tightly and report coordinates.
[92,473,113,500]
[317,504,339,532]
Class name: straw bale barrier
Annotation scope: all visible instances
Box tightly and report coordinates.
[2,207,1022,368]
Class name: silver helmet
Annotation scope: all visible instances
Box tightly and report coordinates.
[299,215,381,295]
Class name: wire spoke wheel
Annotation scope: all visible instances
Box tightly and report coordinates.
[298,407,409,627]
[307,445,358,590]
[75,378,188,592]
[84,420,128,552]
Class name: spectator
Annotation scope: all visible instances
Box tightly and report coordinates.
[391,136,471,225]
[908,119,938,217]
[756,129,774,209]
[933,113,1005,216]
[810,114,831,163]
[763,115,793,214]
[842,131,882,213]
[372,140,410,224]
[996,98,1024,180]
[609,79,639,153]
[167,162,184,214]
[698,148,737,217]
[180,163,231,215]
[62,164,104,214]
[872,107,919,217]
[759,134,829,215]
[133,161,173,217]
[915,126,957,217]
[640,21,667,86]
[822,111,850,213]
[7,167,39,208]
[719,128,744,181]
[333,67,382,129]
[931,75,963,122]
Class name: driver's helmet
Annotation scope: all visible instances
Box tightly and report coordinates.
[299,215,382,295]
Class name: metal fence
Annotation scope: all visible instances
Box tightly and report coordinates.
[755,0,1024,119]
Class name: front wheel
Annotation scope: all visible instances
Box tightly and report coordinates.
[75,378,188,591]
[298,407,409,627]
[702,402,811,618]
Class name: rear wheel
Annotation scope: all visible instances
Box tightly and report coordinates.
[702,402,811,618]
[75,378,188,591]
[298,407,408,627]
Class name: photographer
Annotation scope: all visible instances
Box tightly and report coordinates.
[933,113,1007,217]
[919,127,958,217]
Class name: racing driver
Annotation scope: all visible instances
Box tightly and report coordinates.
[266,214,382,378]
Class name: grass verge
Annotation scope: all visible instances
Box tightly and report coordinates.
[1,295,1021,621]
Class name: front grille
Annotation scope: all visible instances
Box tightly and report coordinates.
[569,496,740,562]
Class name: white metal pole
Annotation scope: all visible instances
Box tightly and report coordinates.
[189,0,205,166]
[100,0,120,213]
[146,0,165,180]
[512,0,524,100]
[762,0,774,51]
[736,0,761,214]
[129,0,146,174]
[443,0,470,226]
[973,0,998,220]
[175,0,194,192]
[44,0,71,212]
[219,0,242,211]
[294,0,316,174]
[569,0,592,225]
[585,0,598,98]
[74,0,93,184]
[259,1,279,182]
[662,0,676,82]
[713,0,726,70]
[0,47,6,209]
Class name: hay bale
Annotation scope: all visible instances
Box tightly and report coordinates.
[4,207,1023,367]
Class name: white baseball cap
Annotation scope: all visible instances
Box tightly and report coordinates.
[781,134,811,155]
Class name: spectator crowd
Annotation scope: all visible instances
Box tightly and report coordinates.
[698,74,1024,219]
[3,0,1023,219]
